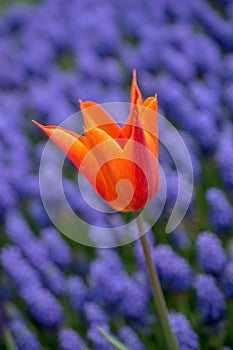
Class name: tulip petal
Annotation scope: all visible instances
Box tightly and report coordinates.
[85,127,136,210]
[32,120,99,188]
[80,100,125,138]
[144,130,159,194]
[123,115,158,210]
[131,69,143,105]
[123,70,143,137]
[141,95,158,137]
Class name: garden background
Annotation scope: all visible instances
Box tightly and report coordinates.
[0,0,233,349]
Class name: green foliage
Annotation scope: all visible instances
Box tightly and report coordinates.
[98,328,131,350]
[3,329,16,350]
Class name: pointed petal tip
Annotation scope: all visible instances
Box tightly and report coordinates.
[32,119,44,130]
[132,69,138,88]
[32,119,56,138]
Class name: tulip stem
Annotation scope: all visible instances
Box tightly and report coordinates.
[134,213,179,350]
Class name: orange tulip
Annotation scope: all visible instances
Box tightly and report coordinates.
[33,70,159,212]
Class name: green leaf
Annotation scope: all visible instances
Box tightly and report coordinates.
[98,328,131,350]
[3,329,17,350]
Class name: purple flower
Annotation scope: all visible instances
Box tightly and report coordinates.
[10,319,41,350]
[88,250,126,306]
[169,312,199,350]
[196,231,227,276]
[194,33,221,73]
[186,110,218,154]
[1,246,41,289]
[21,286,64,329]
[118,326,145,350]
[165,171,194,216]
[0,175,16,213]
[59,329,86,350]
[5,210,34,247]
[29,198,50,228]
[20,239,49,268]
[40,227,72,269]
[189,80,220,118]
[119,278,148,321]
[155,75,192,127]
[221,261,233,298]
[153,245,193,292]
[1,246,64,328]
[206,188,233,234]
[10,234,66,296]
[18,36,54,77]
[191,0,233,50]
[87,324,115,350]
[84,302,109,325]
[216,134,233,192]
[170,227,191,251]
[66,276,88,312]
[6,216,67,296]
[223,81,233,112]
[161,47,195,83]
[39,262,66,296]
[195,274,226,324]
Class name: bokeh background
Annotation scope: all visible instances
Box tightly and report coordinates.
[0,0,233,349]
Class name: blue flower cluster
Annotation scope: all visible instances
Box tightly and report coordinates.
[10,319,41,350]
[169,312,199,350]
[195,274,226,324]
[59,329,86,350]
[196,231,227,276]
[0,0,233,349]
[206,188,233,234]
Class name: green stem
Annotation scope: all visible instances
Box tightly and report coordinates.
[134,213,179,350]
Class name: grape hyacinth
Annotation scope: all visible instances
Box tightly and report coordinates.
[9,319,41,350]
[169,312,199,350]
[195,274,226,324]
[1,246,41,290]
[20,285,64,329]
[170,227,191,251]
[153,244,193,292]
[119,278,149,321]
[40,227,72,269]
[196,231,227,276]
[59,329,86,350]
[118,326,145,350]
[88,250,127,307]
[84,302,109,326]
[215,135,233,193]
[221,261,233,299]
[206,188,233,234]
[87,324,115,350]
[66,276,89,312]
[187,110,218,154]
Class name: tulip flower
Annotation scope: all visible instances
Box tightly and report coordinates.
[33,72,179,350]
[33,70,159,212]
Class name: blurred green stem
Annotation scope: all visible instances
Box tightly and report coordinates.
[134,213,179,350]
